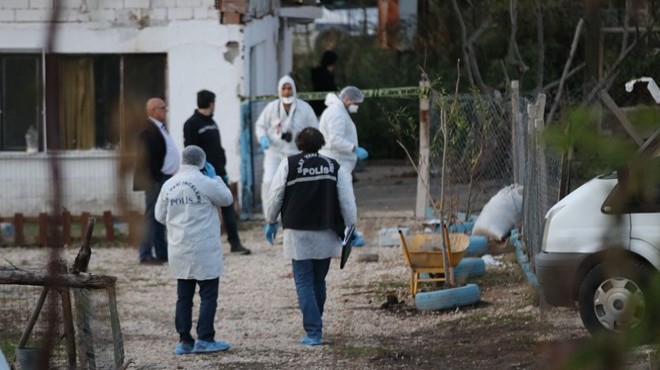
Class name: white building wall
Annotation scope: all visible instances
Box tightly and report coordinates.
[0,2,315,216]
[166,21,244,182]
[0,0,258,215]
[0,152,140,215]
[243,15,280,97]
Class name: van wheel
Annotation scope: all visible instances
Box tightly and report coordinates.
[578,259,654,338]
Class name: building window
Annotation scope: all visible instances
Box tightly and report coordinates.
[0,54,42,151]
[0,52,166,152]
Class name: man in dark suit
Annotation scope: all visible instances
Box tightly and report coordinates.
[183,90,251,255]
[134,97,180,264]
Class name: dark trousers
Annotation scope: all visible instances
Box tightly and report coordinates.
[220,204,241,247]
[139,175,170,261]
[291,258,332,340]
[176,278,219,343]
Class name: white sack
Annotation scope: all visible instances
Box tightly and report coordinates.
[472,184,523,240]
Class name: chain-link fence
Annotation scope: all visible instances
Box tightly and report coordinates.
[517,103,563,258]
[425,90,533,221]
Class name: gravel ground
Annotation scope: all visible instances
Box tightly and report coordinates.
[2,162,601,369]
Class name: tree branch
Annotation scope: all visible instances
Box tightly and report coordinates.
[466,15,493,93]
[533,0,545,91]
[546,18,585,124]
[507,0,529,75]
[450,0,475,86]
[543,63,585,91]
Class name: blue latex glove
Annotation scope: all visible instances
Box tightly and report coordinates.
[355,146,369,160]
[260,136,270,150]
[265,223,278,245]
[202,162,216,179]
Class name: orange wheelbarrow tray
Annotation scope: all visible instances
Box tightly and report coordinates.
[398,231,470,297]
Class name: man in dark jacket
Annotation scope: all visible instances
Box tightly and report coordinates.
[183,90,251,255]
[134,97,180,264]
[310,50,338,117]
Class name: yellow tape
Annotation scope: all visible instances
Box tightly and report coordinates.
[239,86,420,102]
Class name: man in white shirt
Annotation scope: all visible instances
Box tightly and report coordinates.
[133,97,180,265]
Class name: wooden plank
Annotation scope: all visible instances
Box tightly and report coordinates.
[415,78,431,219]
[511,80,521,184]
[63,211,72,245]
[127,211,141,245]
[107,284,125,368]
[80,212,90,240]
[18,287,49,348]
[60,288,77,369]
[598,90,644,146]
[38,212,48,247]
[74,289,96,370]
[15,213,24,245]
[103,211,114,242]
[0,268,117,289]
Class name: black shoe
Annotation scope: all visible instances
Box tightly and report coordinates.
[140,257,165,265]
[230,244,251,255]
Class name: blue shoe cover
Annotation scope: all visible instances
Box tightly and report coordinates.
[299,336,322,346]
[192,339,231,353]
[353,235,366,247]
[174,342,193,355]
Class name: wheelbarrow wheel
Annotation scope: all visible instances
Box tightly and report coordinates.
[415,283,481,311]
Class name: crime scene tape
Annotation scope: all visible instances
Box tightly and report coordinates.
[239,86,420,101]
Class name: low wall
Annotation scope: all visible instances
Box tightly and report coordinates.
[0,151,143,216]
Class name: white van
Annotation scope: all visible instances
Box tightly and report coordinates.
[535,129,659,337]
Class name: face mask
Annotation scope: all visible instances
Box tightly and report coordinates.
[348,104,359,114]
[282,96,294,104]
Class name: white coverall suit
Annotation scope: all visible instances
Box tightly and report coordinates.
[318,93,359,173]
[255,75,318,211]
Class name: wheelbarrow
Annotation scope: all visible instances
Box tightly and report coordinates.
[399,227,470,297]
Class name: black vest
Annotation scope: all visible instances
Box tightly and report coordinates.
[281,152,345,237]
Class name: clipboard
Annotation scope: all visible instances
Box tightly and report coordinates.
[340,225,355,269]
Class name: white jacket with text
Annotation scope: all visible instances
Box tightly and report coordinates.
[155,165,233,280]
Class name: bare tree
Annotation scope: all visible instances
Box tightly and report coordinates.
[546,18,585,124]
[450,0,492,93]
[533,0,545,92]
[507,0,529,78]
